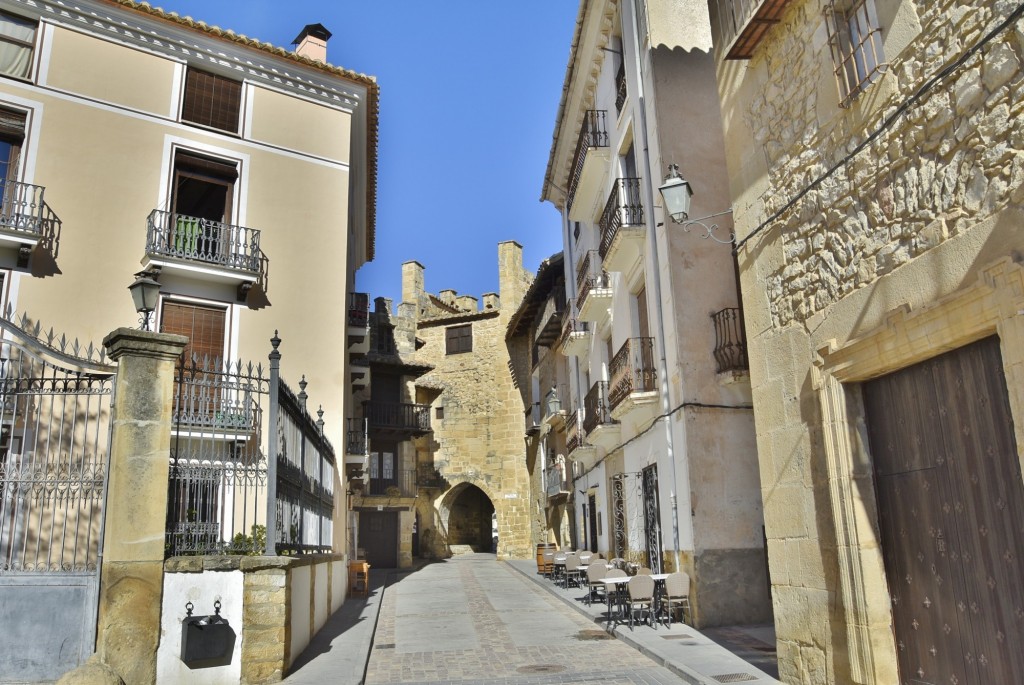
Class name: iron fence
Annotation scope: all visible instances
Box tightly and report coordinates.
[609,337,657,410]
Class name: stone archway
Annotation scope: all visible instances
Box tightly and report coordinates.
[439,483,496,553]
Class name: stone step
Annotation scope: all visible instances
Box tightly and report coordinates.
[449,544,478,555]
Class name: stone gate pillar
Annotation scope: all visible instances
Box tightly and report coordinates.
[96,328,188,685]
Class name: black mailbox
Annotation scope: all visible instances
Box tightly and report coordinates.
[180,601,236,668]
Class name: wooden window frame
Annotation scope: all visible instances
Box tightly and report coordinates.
[181,67,243,134]
[0,11,37,81]
[445,323,472,355]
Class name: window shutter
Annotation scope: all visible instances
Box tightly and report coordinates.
[182,68,242,133]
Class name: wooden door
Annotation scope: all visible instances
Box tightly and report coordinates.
[359,511,398,568]
[865,336,1024,684]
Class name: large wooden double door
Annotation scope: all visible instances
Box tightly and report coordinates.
[865,337,1024,684]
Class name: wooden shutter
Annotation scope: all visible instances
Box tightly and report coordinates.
[160,301,226,364]
[181,68,241,133]
[445,324,472,354]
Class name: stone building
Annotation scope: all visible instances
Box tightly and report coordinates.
[353,241,534,564]
[540,0,770,628]
[707,0,1024,682]
[505,252,576,550]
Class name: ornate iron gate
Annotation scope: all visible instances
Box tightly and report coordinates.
[0,314,116,682]
[642,464,663,573]
[611,474,626,559]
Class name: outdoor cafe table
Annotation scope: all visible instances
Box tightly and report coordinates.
[598,574,672,624]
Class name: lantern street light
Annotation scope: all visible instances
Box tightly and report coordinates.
[657,163,735,244]
[128,270,161,331]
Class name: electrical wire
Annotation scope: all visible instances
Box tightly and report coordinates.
[734,1,1024,254]
[575,399,753,482]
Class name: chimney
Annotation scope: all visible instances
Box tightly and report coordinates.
[482,293,500,311]
[439,289,457,307]
[401,261,425,306]
[456,295,478,312]
[292,23,332,63]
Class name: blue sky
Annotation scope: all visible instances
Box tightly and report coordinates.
[153,1,578,308]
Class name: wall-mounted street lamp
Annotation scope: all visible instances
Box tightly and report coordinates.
[545,386,562,416]
[658,164,735,245]
[128,270,161,331]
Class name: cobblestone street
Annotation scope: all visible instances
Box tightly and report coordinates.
[364,555,687,685]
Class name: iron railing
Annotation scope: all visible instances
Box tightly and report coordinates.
[348,292,369,328]
[708,0,792,60]
[346,417,368,455]
[609,337,657,410]
[599,178,644,261]
[368,467,417,497]
[0,179,62,252]
[712,307,749,373]
[557,317,588,351]
[147,209,264,273]
[583,381,617,434]
[567,409,584,453]
[566,110,609,212]
[545,461,569,498]
[363,401,431,433]
[575,250,610,313]
[615,61,627,115]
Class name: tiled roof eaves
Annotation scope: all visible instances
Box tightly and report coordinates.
[417,310,501,328]
[108,0,378,261]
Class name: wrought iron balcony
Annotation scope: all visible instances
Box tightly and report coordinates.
[712,307,749,373]
[566,409,584,454]
[345,418,367,456]
[566,110,609,214]
[368,467,416,497]
[0,179,62,273]
[545,460,569,499]
[146,209,267,275]
[535,285,566,349]
[609,337,657,410]
[362,400,431,437]
[348,292,369,328]
[583,381,618,434]
[599,178,644,268]
[709,0,793,60]
[575,251,611,320]
[615,61,627,115]
[558,317,589,357]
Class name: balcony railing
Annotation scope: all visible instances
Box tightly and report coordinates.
[609,337,657,410]
[346,417,367,455]
[363,400,431,434]
[557,318,588,350]
[545,461,569,498]
[575,250,610,313]
[147,209,263,273]
[615,61,627,115]
[566,410,584,453]
[583,381,617,434]
[709,0,792,60]
[368,467,417,497]
[348,292,369,328]
[598,178,644,262]
[712,307,749,373]
[0,179,61,242]
[566,110,609,213]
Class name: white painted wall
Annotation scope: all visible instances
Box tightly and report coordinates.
[157,570,244,685]
[288,565,311,667]
[331,560,346,612]
[313,562,329,634]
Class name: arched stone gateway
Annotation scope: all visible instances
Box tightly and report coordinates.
[438,483,496,554]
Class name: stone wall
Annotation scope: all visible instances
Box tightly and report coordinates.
[716,1,1024,683]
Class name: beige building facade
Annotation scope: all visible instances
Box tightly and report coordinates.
[541,0,771,628]
[708,0,1024,682]
[0,0,375,557]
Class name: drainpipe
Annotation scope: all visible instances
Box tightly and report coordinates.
[626,2,684,574]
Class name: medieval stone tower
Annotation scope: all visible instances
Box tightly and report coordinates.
[397,241,533,560]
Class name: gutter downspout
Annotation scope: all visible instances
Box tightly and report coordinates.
[627,1,683,574]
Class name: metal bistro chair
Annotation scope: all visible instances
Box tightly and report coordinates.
[542,550,555,579]
[564,554,583,589]
[552,550,568,585]
[603,568,628,622]
[610,557,626,570]
[637,567,653,575]
[578,550,593,565]
[626,574,656,630]
[659,571,692,627]
[585,563,608,605]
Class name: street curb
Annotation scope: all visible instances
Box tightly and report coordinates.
[503,560,712,685]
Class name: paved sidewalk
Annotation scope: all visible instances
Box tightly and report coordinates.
[504,559,781,685]
[284,555,781,685]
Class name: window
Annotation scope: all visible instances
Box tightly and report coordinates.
[181,67,242,133]
[170,151,238,261]
[160,300,227,364]
[0,12,35,80]
[435,406,444,420]
[825,0,885,107]
[0,109,25,212]
[445,324,472,355]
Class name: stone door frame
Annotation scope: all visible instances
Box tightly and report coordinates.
[811,257,1024,684]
